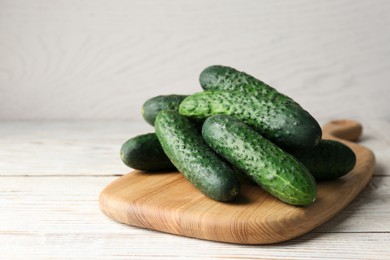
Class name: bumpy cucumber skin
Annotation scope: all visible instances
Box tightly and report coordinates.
[154,110,240,202]
[200,65,296,104]
[200,65,273,94]
[197,65,322,151]
[202,115,317,206]
[179,90,321,152]
[142,95,187,126]
[120,133,175,171]
[293,140,356,181]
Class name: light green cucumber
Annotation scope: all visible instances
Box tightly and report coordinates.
[179,90,321,152]
[202,114,317,206]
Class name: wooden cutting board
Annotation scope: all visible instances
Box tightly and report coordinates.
[99,120,375,244]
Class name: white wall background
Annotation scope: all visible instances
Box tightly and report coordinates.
[1,0,389,122]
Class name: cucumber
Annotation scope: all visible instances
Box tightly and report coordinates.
[293,140,356,181]
[202,114,317,206]
[155,110,240,201]
[120,133,175,171]
[142,95,187,126]
[196,65,322,151]
[200,65,272,94]
[179,90,321,152]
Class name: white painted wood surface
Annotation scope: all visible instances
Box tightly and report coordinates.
[1,0,390,258]
[0,0,389,120]
[0,119,389,259]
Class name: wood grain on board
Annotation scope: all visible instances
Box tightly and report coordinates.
[99,120,375,244]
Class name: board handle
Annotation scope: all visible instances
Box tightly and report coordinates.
[322,119,363,142]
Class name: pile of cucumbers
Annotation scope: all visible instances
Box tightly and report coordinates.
[121,65,356,206]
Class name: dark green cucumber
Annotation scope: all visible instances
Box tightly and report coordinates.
[202,115,317,206]
[155,110,240,201]
[197,65,322,151]
[142,95,187,126]
[200,65,273,94]
[120,133,175,171]
[179,90,321,152]
[293,140,356,181]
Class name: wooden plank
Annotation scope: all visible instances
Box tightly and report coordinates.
[0,1,389,120]
[0,119,389,176]
[0,176,389,258]
[2,231,389,260]
[0,120,150,175]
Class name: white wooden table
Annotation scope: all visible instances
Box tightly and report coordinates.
[1,119,389,259]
